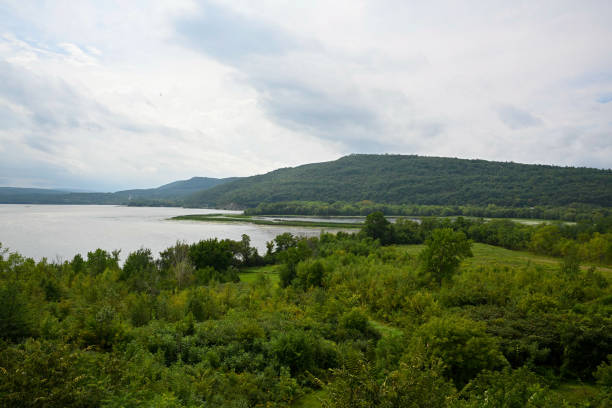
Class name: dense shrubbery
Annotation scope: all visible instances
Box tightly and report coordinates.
[1,214,611,406]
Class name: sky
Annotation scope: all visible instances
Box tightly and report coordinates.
[0,0,611,191]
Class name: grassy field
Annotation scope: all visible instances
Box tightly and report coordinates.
[172,214,362,229]
[238,264,282,286]
[400,242,611,278]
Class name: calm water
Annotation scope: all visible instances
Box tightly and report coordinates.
[0,205,342,262]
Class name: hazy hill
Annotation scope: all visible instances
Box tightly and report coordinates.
[0,177,236,205]
[113,177,239,201]
[184,154,612,209]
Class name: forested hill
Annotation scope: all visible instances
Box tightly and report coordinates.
[184,154,612,209]
[0,177,237,205]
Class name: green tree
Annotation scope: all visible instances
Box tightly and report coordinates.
[559,243,581,276]
[412,316,508,388]
[121,248,158,291]
[362,211,393,244]
[86,248,118,275]
[189,238,234,271]
[419,228,473,284]
[0,281,31,341]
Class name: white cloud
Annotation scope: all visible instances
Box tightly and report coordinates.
[0,0,611,190]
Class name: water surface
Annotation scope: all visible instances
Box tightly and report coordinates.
[0,205,343,262]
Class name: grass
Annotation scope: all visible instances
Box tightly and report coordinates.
[398,242,611,278]
[369,319,403,337]
[238,264,281,286]
[555,382,601,404]
[292,389,327,408]
[172,214,362,229]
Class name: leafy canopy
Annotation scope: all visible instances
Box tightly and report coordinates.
[419,228,473,284]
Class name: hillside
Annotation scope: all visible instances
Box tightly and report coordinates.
[0,177,236,205]
[184,154,612,209]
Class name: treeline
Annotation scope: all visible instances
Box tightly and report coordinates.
[186,154,612,209]
[246,200,611,222]
[359,212,612,265]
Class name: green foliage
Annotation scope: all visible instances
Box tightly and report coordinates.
[295,259,326,290]
[594,355,612,387]
[187,154,612,209]
[412,316,508,387]
[188,238,234,271]
[336,308,380,342]
[322,355,456,408]
[78,305,127,350]
[1,226,611,406]
[269,329,338,379]
[122,248,158,292]
[278,237,314,287]
[419,228,473,284]
[0,339,114,407]
[71,253,85,273]
[362,211,393,244]
[0,281,32,341]
[457,367,563,407]
[560,244,581,276]
[248,200,610,223]
[86,248,118,275]
[560,314,612,380]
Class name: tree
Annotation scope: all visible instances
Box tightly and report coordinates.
[86,249,118,275]
[159,241,194,288]
[411,316,507,388]
[419,228,473,284]
[362,211,392,245]
[235,234,258,266]
[189,239,234,271]
[121,248,157,292]
[0,281,31,341]
[274,232,298,252]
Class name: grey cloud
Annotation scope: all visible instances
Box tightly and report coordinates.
[0,152,112,190]
[0,60,108,132]
[0,105,24,129]
[173,2,398,153]
[257,81,378,135]
[0,59,191,189]
[176,1,301,63]
[0,59,182,140]
[496,104,543,130]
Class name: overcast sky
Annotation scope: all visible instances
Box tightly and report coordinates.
[1,1,611,191]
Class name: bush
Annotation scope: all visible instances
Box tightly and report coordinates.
[411,316,508,387]
[268,329,337,378]
[336,308,380,342]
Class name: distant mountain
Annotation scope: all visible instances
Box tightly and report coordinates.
[0,177,237,205]
[184,154,612,209]
[114,177,239,202]
[0,187,70,196]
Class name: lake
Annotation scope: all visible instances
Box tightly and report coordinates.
[0,205,345,263]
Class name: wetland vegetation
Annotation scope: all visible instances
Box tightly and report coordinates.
[1,214,611,406]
